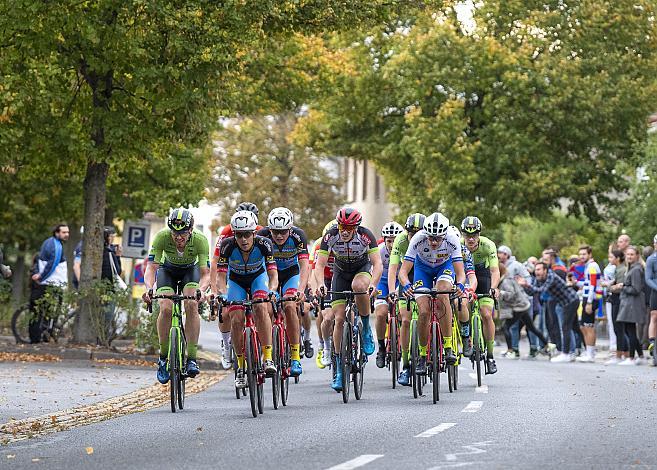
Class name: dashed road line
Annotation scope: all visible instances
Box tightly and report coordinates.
[475,384,488,394]
[461,401,483,413]
[327,454,385,470]
[415,423,457,438]
[445,441,494,461]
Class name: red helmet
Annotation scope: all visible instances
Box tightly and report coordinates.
[336,207,362,226]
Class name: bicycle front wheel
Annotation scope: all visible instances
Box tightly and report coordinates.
[281,332,290,406]
[341,321,352,403]
[178,331,187,410]
[11,305,32,344]
[272,325,281,410]
[245,328,258,418]
[410,319,419,398]
[431,322,440,404]
[169,328,179,413]
[390,318,399,389]
[353,326,365,400]
[473,317,482,387]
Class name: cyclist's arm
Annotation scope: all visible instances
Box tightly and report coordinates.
[210,256,219,294]
[453,260,465,287]
[215,238,230,295]
[298,257,310,293]
[369,249,383,287]
[398,259,414,288]
[491,266,500,290]
[387,262,399,296]
[144,262,158,291]
[199,266,211,294]
[467,272,478,291]
[261,238,279,292]
[295,228,311,293]
[216,269,227,295]
[314,252,329,291]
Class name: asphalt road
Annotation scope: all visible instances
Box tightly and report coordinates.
[4,339,657,469]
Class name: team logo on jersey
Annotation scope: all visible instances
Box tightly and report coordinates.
[423,248,430,252]
[444,269,452,275]
[413,280,424,287]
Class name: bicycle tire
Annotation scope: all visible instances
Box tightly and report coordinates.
[281,332,290,406]
[453,358,459,390]
[341,320,352,403]
[169,328,179,413]
[245,328,258,418]
[354,326,364,400]
[473,316,482,387]
[272,326,281,410]
[178,330,187,410]
[11,305,33,344]
[390,317,398,389]
[431,321,440,404]
[256,339,264,415]
[448,365,453,393]
[410,319,419,398]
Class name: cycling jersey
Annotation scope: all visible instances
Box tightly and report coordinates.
[404,230,462,269]
[389,231,410,267]
[463,236,498,270]
[213,224,264,259]
[217,235,276,278]
[310,239,334,280]
[379,241,392,280]
[148,229,210,269]
[256,226,309,273]
[460,244,475,276]
[318,226,379,273]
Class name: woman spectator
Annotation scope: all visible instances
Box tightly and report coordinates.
[499,264,549,357]
[617,246,646,365]
[603,250,627,365]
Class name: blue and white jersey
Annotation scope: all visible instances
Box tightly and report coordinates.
[379,241,391,280]
[404,230,462,270]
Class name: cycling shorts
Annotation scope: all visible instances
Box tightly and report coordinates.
[413,258,454,298]
[375,277,397,308]
[330,262,372,307]
[278,268,300,298]
[156,264,200,294]
[227,271,269,311]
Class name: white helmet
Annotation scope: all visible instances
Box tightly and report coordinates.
[231,210,258,232]
[268,207,294,230]
[423,212,449,237]
[447,225,461,239]
[381,221,404,238]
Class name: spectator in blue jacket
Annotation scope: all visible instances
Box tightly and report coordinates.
[645,234,657,359]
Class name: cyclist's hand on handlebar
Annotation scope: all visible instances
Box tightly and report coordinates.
[142,289,153,304]
[388,292,398,302]
[368,284,377,298]
[269,290,280,301]
[491,287,500,299]
[296,290,305,303]
[456,282,466,297]
[316,285,326,298]
[402,283,414,299]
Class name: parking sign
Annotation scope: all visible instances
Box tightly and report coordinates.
[122,220,151,258]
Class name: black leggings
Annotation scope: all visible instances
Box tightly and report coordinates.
[561,300,580,354]
[620,322,643,358]
[503,309,548,350]
[610,297,627,351]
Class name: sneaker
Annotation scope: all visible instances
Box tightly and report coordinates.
[290,359,303,377]
[362,327,375,355]
[604,356,620,365]
[157,358,170,384]
[321,348,332,367]
[331,363,343,391]
[415,356,427,375]
[316,349,326,369]
[264,359,277,377]
[618,358,637,366]
[304,339,314,358]
[221,342,233,370]
[504,350,519,359]
[397,367,411,387]
[649,342,655,358]
[376,349,386,368]
[528,348,539,359]
[485,358,497,374]
[462,339,473,358]
[235,368,247,389]
[445,348,457,366]
[575,355,594,363]
[185,359,200,378]
[634,357,646,365]
[551,353,573,363]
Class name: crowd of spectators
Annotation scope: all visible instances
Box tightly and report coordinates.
[497,234,657,365]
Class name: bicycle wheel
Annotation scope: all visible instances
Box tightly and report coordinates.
[256,339,264,415]
[473,317,482,387]
[272,326,281,410]
[410,319,419,398]
[390,317,399,389]
[448,365,454,393]
[11,305,32,344]
[245,328,258,418]
[353,326,365,400]
[281,332,290,406]
[178,331,186,410]
[169,328,179,413]
[431,322,440,404]
[341,320,352,403]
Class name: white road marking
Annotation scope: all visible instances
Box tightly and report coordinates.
[461,401,483,413]
[475,384,488,394]
[445,441,494,461]
[427,463,473,469]
[327,454,385,470]
[415,422,457,438]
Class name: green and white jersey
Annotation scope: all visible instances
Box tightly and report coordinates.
[389,231,411,266]
[148,228,210,269]
[462,235,498,270]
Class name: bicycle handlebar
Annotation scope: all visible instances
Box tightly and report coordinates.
[146,291,201,313]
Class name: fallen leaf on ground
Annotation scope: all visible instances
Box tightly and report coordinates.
[85,447,94,455]
[0,352,61,363]
[50,416,57,424]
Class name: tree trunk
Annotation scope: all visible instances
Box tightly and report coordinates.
[11,243,27,306]
[67,222,81,288]
[74,161,109,344]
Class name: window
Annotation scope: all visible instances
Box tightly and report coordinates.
[351,159,357,201]
[362,161,368,200]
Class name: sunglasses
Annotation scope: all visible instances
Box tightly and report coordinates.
[172,231,190,239]
[427,235,444,242]
[338,224,357,232]
[235,232,253,239]
[463,233,480,239]
[271,229,289,236]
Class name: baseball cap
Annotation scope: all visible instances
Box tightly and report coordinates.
[497,245,512,257]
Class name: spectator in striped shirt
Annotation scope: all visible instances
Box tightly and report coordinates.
[577,244,603,363]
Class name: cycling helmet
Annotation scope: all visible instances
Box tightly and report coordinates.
[168,208,194,233]
[424,212,449,237]
[461,216,482,234]
[404,213,426,231]
[236,202,259,217]
[447,225,461,239]
[381,221,404,238]
[231,210,258,232]
[336,207,362,226]
[268,207,294,230]
[322,219,338,236]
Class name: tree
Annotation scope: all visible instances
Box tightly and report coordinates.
[298,1,657,227]
[208,113,343,238]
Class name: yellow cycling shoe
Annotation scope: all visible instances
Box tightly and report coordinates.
[316,348,326,369]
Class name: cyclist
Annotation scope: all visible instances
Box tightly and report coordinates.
[215,210,279,389]
[314,208,382,391]
[387,213,425,386]
[398,212,466,377]
[448,225,477,358]
[312,220,338,368]
[143,208,210,384]
[375,221,405,368]
[461,216,500,374]
[257,207,310,377]
[210,202,262,370]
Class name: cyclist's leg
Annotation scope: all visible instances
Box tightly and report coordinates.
[399,297,412,366]
[434,262,454,344]
[480,300,496,358]
[182,265,201,362]
[280,271,301,358]
[374,279,389,355]
[218,267,232,348]
[330,269,350,351]
[413,264,434,356]
[250,272,273,359]
[155,266,177,360]
[352,268,374,354]
[227,278,248,370]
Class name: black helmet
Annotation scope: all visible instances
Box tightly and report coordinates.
[404,213,426,231]
[461,216,482,234]
[236,202,259,217]
[168,208,194,233]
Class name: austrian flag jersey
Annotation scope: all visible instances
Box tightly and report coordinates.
[404,230,462,269]
[318,226,379,272]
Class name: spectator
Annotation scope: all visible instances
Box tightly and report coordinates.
[640,245,654,347]
[541,248,568,354]
[576,245,602,363]
[29,224,69,343]
[516,262,580,363]
[618,246,646,365]
[568,254,585,286]
[602,253,618,354]
[603,250,627,365]
[499,264,548,358]
[0,245,12,279]
[645,234,657,360]
[100,226,122,342]
[616,234,631,254]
